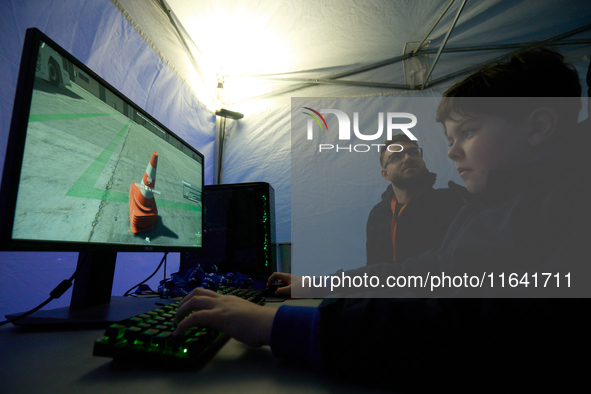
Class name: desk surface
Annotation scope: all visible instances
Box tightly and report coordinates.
[1,298,389,394]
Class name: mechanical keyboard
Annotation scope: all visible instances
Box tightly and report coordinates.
[93,287,265,368]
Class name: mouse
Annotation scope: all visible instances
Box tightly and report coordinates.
[261,281,288,298]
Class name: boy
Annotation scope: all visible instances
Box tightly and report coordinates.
[175,47,591,390]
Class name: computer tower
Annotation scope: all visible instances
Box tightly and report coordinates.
[180,182,276,278]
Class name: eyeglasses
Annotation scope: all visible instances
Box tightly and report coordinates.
[383,147,423,168]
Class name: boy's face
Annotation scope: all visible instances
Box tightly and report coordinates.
[445,113,532,194]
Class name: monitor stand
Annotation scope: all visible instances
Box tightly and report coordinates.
[5,251,175,327]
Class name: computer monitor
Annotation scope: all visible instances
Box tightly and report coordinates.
[0,28,204,325]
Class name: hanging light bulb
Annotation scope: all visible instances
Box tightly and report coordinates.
[214,71,243,119]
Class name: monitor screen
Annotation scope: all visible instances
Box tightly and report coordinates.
[0,28,204,253]
[1,28,205,325]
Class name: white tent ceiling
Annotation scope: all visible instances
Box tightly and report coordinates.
[114,0,591,113]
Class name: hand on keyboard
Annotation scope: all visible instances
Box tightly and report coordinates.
[266,272,320,298]
[266,272,297,297]
[174,288,277,347]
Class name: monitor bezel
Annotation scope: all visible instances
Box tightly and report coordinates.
[0,27,205,254]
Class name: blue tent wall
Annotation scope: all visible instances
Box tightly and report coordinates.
[0,0,215,318]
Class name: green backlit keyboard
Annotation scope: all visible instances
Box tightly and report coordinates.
[93,287,265,368]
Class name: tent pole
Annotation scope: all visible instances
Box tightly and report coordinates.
[216,116,227,185]
[233,34,591,82]
[425,34,591,88]
[421,0,467,89]
[228,23,591,103]
[255,77,410,90]
[229,36,591,102]
[413,0,455,54]
[229,53,413,104]
[417,38,591,54]
[157,0,215,104]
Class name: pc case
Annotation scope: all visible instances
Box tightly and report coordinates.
[180,182,276,277]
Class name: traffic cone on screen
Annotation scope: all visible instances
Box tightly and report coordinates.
[129,151,159,233]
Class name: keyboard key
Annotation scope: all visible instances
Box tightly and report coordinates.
[105,324,125,342]
[123,326,142,342]
[153,331,173,347]
[138,328,160,344]
[125,317,143,327]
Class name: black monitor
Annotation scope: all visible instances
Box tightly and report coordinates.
[0,28,204,325]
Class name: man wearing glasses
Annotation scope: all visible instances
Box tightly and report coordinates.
[366,134,464,265]
[268,134,464,293]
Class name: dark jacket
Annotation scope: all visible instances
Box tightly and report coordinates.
[366,172,464,265]
[302,125,591,391]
